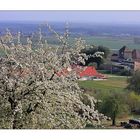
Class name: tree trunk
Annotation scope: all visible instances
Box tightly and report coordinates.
[112,118,116,126]
[12,101,23,129]
[8,97,23,129]
[112,112,116,126]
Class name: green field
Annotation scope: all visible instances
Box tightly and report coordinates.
[1,35,140,51]
[82,36,140,50]
[44,35,140,50]
[78,76,128,93]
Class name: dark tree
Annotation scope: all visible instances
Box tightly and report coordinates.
[81,45,110,69]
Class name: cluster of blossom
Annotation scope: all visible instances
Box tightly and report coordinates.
[0,28,47,49]
[0,24,106,129]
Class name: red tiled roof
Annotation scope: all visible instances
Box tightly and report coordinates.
[56,65,106,79]
[79,66,104,78]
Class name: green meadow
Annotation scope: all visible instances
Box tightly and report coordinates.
[83,36,140,50]
[51,35,140,50]
[78,76,128,93]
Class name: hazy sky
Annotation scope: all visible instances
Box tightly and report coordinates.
[0,11,140,24]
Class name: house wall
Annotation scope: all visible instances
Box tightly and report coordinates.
[134,61,140,71]
[119,46,132,60]
[124,51,132,59]
[132,50,137,60]
[111,55,118,61]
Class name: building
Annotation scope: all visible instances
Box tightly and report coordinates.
[78,66,107,80]
[118,46,140,62]
[134,60,140,71]
[57,65,107,80]
[132,49,140,61]
[119,46,132,60]
[111,47,140,71]
[111,53,119,62]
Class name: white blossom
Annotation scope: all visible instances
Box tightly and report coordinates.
[0,24,106,129]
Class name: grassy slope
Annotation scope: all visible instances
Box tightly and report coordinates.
[79,77,131,129]
[78,76,128,93]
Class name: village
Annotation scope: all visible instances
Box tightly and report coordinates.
[111,46,140,72]
[64,46,140,81]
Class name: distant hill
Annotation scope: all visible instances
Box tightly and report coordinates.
[1,22,140,37]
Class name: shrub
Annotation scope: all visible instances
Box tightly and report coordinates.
[126,92,140,113]
[127,70,140,95]
[97,91,129,126]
